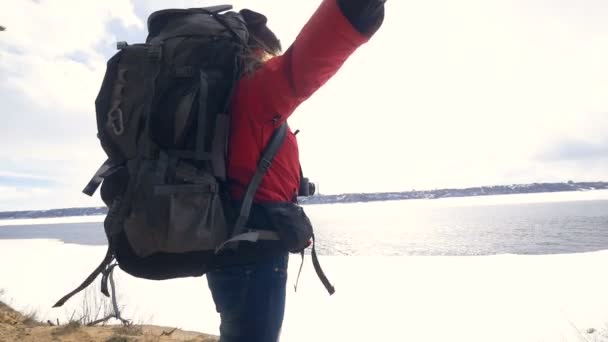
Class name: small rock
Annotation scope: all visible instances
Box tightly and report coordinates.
[587,328,596,334]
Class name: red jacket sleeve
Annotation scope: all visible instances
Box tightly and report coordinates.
[240,0,371,123]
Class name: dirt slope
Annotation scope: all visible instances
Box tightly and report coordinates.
[0,301,218,342]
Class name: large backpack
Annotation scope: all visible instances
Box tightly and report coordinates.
[53,5,293,308]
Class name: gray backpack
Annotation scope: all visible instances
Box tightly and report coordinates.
[53,5,291,308]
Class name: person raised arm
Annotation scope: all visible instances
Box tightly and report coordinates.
[238,0,386,124]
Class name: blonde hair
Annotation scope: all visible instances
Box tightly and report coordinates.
[240,43,279,76]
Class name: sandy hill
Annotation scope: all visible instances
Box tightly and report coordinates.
[0,301,218,342]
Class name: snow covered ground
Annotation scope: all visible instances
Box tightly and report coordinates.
[1,191,608,341]
[1,239,607,342]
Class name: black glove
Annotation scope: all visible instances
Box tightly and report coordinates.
[337,0,386,36]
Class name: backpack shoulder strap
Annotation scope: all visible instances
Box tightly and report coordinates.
[223,122,288,250]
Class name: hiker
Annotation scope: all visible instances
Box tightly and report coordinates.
[209,0,386,340]
[53,0,384,340]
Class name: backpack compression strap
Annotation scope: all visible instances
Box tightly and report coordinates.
[311,234,335,295]
[216,122,335,295]
[53,142,151,308]
[52,246,114,308]
[292,234,336,295]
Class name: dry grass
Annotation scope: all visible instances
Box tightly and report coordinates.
[106,336,133,342]
[0,287,218,342]
[113,325,144,336]
[22,309,41,327]
[51,320,82,337]
[78,285,118,326]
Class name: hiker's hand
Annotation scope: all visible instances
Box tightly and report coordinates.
[337,0,386,36]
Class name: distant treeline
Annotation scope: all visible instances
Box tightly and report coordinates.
[299,181,608,205]
[1,181,607,220]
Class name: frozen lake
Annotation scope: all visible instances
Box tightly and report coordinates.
[1,191,608,341]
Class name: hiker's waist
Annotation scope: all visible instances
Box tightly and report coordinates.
[228,173,298,204]
[232,201,286,231]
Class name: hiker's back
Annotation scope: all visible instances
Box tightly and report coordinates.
[56,2,385,341]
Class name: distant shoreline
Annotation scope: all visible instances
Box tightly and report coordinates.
[1,181,607,220]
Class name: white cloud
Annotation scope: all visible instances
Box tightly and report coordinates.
[1,53,104,114]
[0,0,141,57]
[0,186,51,203]
[1,0,607,209]
[0,0,142,210]
[0,0,142,114]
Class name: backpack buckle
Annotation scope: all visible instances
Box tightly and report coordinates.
[259,158,272,171]
[116,41,129,50]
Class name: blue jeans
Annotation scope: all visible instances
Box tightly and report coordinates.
[207,253,289,342]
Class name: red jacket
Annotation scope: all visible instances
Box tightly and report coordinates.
[227,0,371,203]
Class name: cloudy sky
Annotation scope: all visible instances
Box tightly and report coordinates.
[1,0,607,211]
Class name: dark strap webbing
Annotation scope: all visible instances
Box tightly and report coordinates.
[311,234,335,295]
[154,183,218,196]
[229,123,288,241]
[222,56,241,113]
[82,159,115,196]
[155,151,170,181]
[215,229,280,253]
[195,72,209,160]
[100,263,120,297]
[211,113,230,180]
[53,246,114,307]
[52,196,127,307]
[294,250,305,292]
[211,55,241,180]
